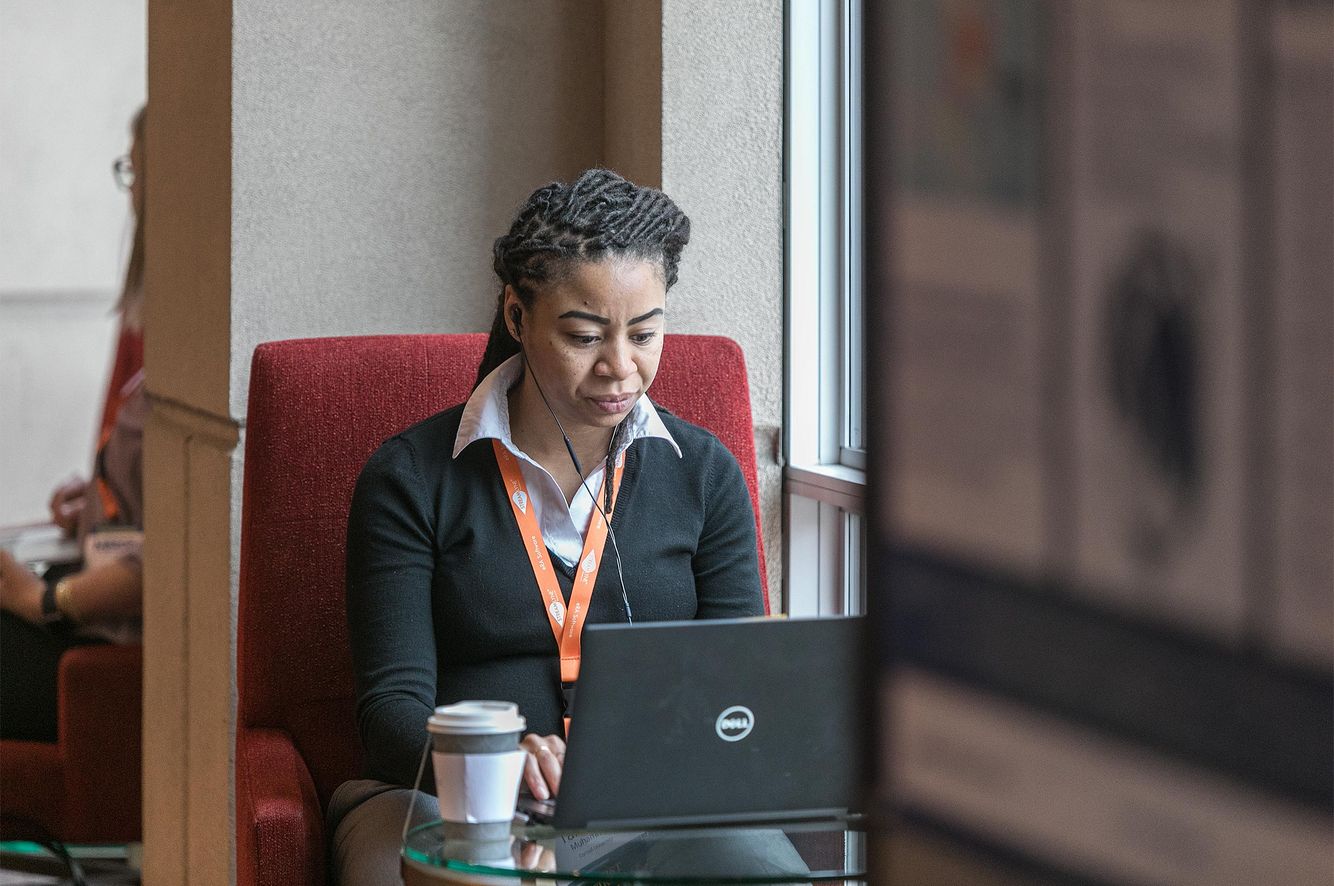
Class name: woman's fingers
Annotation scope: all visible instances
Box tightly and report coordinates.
[546,734,567,760]
[521,745,549,800]
[48,478,87,534]
[518,840,548,870]
[520,733,565,798]
[535,742,563,796]
[518,840,556,872]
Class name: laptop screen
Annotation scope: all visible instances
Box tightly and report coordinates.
[554,616,865,828]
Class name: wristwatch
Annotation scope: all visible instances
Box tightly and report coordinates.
[40,579,67,625]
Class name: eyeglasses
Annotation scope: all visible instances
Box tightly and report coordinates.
[112,155,135,190]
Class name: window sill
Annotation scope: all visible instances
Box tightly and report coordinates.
[784,463,866,514]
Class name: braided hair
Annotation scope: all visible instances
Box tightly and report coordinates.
[476,168,690,512]
[475,168,691,388]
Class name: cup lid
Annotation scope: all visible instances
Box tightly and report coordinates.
[428,700,526,735]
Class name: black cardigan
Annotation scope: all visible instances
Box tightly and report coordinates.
[345,403,764,788]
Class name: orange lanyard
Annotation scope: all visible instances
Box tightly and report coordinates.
[493,440,625,691]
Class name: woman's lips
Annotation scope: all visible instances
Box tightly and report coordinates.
[589,393,636,414]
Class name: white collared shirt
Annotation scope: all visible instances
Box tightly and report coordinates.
[453,355,682,568]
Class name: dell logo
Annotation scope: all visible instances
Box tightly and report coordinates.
[715,705,754,742]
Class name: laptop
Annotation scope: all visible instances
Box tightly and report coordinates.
[520,615,864,829]
[0,523,80,570]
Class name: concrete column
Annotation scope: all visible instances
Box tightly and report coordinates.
[660,0,786,602]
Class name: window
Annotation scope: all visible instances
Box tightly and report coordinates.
[785,0,866,617]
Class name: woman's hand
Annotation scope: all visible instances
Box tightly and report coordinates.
[0,549,46,624]
[520,733,566,800]
[517,839,556,872]
[48,476,88,535]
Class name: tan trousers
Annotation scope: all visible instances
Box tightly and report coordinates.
[327,779,440,886]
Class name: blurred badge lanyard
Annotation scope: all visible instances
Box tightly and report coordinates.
[493,440,625,736]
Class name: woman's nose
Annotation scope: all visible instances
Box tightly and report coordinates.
[597,339,635,378]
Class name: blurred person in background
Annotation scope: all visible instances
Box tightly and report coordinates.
[0,107,147,742]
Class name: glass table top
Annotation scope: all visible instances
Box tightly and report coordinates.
[402,817,866,883]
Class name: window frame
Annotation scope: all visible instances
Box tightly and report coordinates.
[784,0,867,618]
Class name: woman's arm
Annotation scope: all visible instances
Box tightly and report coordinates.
[345,437,440,789]
[691,443,766,619]
[0,550,140,624]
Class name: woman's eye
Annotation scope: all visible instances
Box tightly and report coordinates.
[630,331,658,345]
[569,334,600,345]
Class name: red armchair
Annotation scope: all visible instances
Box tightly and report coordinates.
[235,334,766,886]
[0,643,143,844]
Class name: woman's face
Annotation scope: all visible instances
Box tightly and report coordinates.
[129,132,145,218]
[505,257,667,433]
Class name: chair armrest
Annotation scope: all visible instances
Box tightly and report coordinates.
[58,642,143,842]
[236,727,326,886]
[58,643,143,741]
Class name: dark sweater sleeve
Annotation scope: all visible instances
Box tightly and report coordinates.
[345,436,438,788]
[692,441,766,618]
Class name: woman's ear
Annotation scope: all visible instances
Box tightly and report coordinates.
[502,286,523,342]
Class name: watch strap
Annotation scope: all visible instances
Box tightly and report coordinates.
[40,579,65,625]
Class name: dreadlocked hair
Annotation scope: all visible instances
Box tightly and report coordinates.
[474,168,691,390]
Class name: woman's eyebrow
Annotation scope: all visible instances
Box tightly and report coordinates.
[629,308,665,324]
[557,308,664,325]
[558,310,610,323]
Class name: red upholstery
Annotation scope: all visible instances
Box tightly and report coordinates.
[0,643,143,844]
[235,334,766,886]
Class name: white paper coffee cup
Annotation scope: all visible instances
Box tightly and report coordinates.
[428,701,526,840]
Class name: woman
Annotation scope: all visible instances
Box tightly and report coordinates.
[0,108,147,742]
[330,169,766,883]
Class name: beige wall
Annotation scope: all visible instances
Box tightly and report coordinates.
[661,0,786,599]
[142,2,785,881]
[229,0,607,416]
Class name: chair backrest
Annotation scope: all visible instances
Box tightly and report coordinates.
[237,333,766,805]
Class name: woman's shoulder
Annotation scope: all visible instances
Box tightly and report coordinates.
[638,406,753,520]
[648,404,743,468]
[362,402,468,475]
[397,401,468,443]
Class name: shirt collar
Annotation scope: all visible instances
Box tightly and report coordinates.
[453,354,682,460]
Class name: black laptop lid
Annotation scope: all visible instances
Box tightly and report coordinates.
[556,616,864,828]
